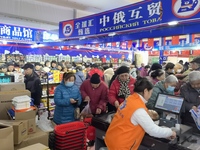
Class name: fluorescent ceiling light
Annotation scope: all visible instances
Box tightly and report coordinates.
[2,40,7,44]
[108,32,116,36]
[31,44,37,48]
[168,21,178,26]
[79,36,86,40]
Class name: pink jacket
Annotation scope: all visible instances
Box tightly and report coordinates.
[140,68,148,77]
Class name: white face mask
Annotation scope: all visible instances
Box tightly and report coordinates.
[177,69,182,73]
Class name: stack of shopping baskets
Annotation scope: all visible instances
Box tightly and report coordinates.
[52,121,87,150]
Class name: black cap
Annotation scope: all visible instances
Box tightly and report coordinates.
[35,62,42,66]
[190,57,200,64]
[90,73,100,84]
[117,66,130,75]
[0,64,7,69]
[91,64,98,68]
[23,63,34,69]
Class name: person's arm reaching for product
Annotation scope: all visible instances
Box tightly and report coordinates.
[54,87,71,106]
[131,108,176,139]
[97,86,109,113]
[108,82,119,108]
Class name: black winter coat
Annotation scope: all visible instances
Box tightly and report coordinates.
[180,82,200,132]
[24,72,42,106]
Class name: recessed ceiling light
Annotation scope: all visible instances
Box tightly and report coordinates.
[168,21,178,26]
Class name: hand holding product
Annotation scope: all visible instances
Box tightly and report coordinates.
[70,98,77,104]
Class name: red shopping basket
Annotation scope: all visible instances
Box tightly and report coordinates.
[54,121,87,150]
[55,121,87,135]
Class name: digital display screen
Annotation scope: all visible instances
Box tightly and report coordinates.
[154,94,184,114]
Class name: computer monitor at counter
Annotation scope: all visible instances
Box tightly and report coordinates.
[154,94,184,115]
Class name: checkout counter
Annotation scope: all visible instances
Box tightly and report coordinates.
[91,94,200,150]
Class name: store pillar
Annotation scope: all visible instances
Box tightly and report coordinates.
[159,37,165,65]
[159,50,164,64]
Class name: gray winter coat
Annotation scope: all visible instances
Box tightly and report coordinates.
[146,81,174,109]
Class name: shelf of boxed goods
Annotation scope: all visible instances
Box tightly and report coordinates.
[40,82,58,116]
[40,70,63,119]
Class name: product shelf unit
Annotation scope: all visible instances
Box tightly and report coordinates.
[40,73,59,120]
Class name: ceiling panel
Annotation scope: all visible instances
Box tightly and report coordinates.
[35,0,144,13]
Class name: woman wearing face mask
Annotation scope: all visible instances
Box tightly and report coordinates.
[105,77,176,150]
[146,75,178,110]
[53,72,82,125]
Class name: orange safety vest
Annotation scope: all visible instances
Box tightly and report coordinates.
[105,93,147,150]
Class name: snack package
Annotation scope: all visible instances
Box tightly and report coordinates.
[190,108,200,130]
[148,110,159,121]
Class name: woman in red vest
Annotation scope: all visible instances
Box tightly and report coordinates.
[105,77,176,150]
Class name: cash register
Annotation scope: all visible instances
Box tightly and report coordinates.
[92,93,194,150]
[154,93,193,144]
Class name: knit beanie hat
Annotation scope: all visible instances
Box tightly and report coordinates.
[90,73,100,84]
[117,66,130,75]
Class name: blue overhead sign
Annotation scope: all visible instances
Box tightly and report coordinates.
[96,0,162,34]
[0,24,44,42]
[59,17,96,38]
[59,0,200,39]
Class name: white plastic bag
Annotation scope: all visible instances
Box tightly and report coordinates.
[81,103,92,115]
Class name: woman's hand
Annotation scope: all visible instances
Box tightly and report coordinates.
[96,108,102,114]
[170,131,177,139]
[114,101,120,108]
[84,96,90,102]
[192,106,198,112]
[70,98,77,104]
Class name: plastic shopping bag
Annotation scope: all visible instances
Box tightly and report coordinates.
[80,103,93,121]
[81,103,92,115]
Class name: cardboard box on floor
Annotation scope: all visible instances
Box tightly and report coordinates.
[0,90,31,120]
[0,120,28,145]
[17,143,49,150]
[0,83,25,92]
[15,110,36,134]
[14,127,48,150]
[0,123,14,150]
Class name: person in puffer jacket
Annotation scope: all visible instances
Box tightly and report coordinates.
[53,72,82,125]
[75,66,85,88]
[104,67,114,87]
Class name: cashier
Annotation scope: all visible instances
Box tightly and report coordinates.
[105,77,176,150]
[180,71,200,132]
